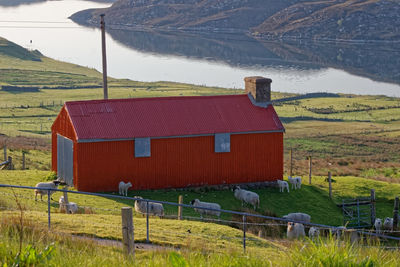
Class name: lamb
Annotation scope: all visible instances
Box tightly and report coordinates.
[308,227,320,241]
[288,176,302,189]
[283,212,311,223]
[59,196,78,214]
[288,177,297,190]
[277,180,289,193]
[190,199,221,219]
[233,186,260,210]
[294,176,302,189]
[118,181,132,196]
[384,217,393,231]
[287,222,305,239]
[374,218,382,234]
[34,180,61,201]
[134,196,164,218]
[331,226,346,239]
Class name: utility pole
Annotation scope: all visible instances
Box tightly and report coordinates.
[100,14,108,100]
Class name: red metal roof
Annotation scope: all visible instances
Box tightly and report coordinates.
[64,94,284,141]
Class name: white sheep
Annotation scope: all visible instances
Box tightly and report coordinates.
[34,180,61,201]
[277,180,289,193]
[287,222,305,239]
[59,196,78,214]
[384,217,393,231]
[308,227,320,241]
[294,176,302,189]
[288,176,297,190]
[118,181,132,196]
[283,212,311,223]
[134,196,164,218]
[374,218,382,234]
[190,199,221,219]
[331,226,346,239]
[233,186,259,210]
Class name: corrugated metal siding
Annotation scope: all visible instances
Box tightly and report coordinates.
[51,106,77,187]
[65,95,285,140]
[57,135,74,186]
[74,132,283,192]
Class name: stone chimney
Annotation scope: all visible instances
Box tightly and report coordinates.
[244,76,272,103]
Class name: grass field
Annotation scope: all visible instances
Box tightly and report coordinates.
[2,37,400,178]
[1,170,400,266]
[2,35,400,266]
[2,215,399,267]
[1,170,399,227]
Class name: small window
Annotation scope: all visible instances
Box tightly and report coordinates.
[215,133,230,153]
[135,138,151,157]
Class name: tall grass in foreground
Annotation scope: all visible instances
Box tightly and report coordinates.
[285,237,399,267]
[2,215,400,266]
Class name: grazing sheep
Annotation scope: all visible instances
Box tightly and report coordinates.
[288,177,297,190]
[134,196,164,218]
[287,222,305,239]
[308,227,320,241]
[34,180,61,201]
[190,199,221,219]
[283,212,311,223]
[233,186,259,210]
[331,226,346,239]
[294,176,302,189]
[277,180,289,193]
[374,218,382,234]
[118,181,132,196]
[59,196,78,214]
[384,217,393,231]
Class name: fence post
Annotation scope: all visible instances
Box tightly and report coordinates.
[47,189,51,230]
[7,156,13,170]
[289,148,293,177]
[393,197,399,231]
[328,172,332,199]
[22,151,25,170]
[178,195,183,220]
[308,156,312,184]
[121,207,135,256]
[370,189,376,227]
[146,201,150,243]
[3,145,6,161]
[243,215,246,252]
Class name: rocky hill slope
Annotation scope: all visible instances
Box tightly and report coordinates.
[71,0,400,41]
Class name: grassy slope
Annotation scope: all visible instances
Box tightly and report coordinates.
[1,170,399,227]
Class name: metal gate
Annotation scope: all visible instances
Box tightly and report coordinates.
[341,197,372,228]
[57,134,73,186]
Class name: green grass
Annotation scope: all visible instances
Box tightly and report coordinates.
[1,213,400,267]
[1,170,400,228]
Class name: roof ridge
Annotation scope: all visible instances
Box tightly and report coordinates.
[65,94,246,105]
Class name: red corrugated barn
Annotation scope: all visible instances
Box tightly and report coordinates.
[52,77,285,192]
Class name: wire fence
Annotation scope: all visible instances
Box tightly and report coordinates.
[0,183,400,252]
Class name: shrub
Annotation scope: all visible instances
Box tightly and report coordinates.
[44,171,57,181]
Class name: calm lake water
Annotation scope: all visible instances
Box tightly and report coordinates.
[1,0,400,97]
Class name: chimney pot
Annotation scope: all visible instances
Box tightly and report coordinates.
[244,76,272,103]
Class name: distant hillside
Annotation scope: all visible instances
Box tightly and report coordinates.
[0,0,44,7]
[0,37,42,61]
[70,0,312,33]
[0,0,115,7]
[70,0,400,41]
[253,0,400,41]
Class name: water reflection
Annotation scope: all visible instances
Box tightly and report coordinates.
[106,28,400,86]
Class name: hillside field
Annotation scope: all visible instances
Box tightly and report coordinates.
[1,36,400,266]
